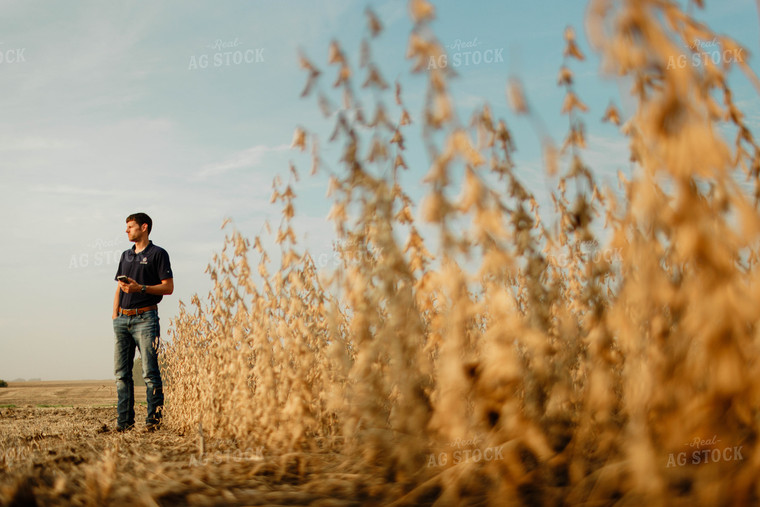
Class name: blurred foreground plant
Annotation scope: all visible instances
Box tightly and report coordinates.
[163,1,760,504]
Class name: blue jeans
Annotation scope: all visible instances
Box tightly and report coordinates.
[113,309,163,427]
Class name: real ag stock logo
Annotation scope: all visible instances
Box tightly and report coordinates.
[189,447,264,466]
[665,435,743,468]
[0,42,26,64]
[0,445,29,467]
[426,436,504,468]
[188,37,265,70]
[427,37,504,70]
[666,38,745,70]
[68,236,124,270]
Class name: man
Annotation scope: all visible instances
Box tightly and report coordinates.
[113,212,173,432]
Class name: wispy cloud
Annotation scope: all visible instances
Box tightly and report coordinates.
[29,185,116,196]
[0,137,76,151]
[196,143,290,180]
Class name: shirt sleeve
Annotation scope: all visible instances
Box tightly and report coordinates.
[114,252,125,281]
[157,248,173,280]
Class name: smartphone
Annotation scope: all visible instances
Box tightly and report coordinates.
[117,275,129,283]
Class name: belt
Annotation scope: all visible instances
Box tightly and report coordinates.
[119,305,157,316]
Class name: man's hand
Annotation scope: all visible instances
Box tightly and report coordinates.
[118,277,141,294]
[117,277,173,295]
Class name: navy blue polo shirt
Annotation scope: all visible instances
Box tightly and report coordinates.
[115,241,173,309]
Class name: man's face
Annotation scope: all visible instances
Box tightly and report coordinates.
[125,220,146,242]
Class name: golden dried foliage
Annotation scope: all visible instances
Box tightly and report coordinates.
[162,1,760,504]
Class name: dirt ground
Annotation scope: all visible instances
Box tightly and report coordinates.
[0,382,394,506]
[0,380,140,407]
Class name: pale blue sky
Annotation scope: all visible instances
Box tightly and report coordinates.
[1,0,758,380]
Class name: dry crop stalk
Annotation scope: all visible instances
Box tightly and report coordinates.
[161,0,760,504]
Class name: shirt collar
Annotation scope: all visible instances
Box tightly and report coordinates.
[132,240,153,253]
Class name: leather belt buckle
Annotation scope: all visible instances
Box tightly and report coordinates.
[119,305,157,316]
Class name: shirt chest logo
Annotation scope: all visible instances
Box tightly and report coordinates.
[140,256,148,264]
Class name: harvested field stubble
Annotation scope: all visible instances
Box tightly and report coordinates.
[0,406,366,506]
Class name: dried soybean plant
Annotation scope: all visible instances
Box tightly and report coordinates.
[580,0,760,503]
[164,199,339,453]
[163,0,760,504]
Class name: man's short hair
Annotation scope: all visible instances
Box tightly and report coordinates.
[127,212,152,235]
